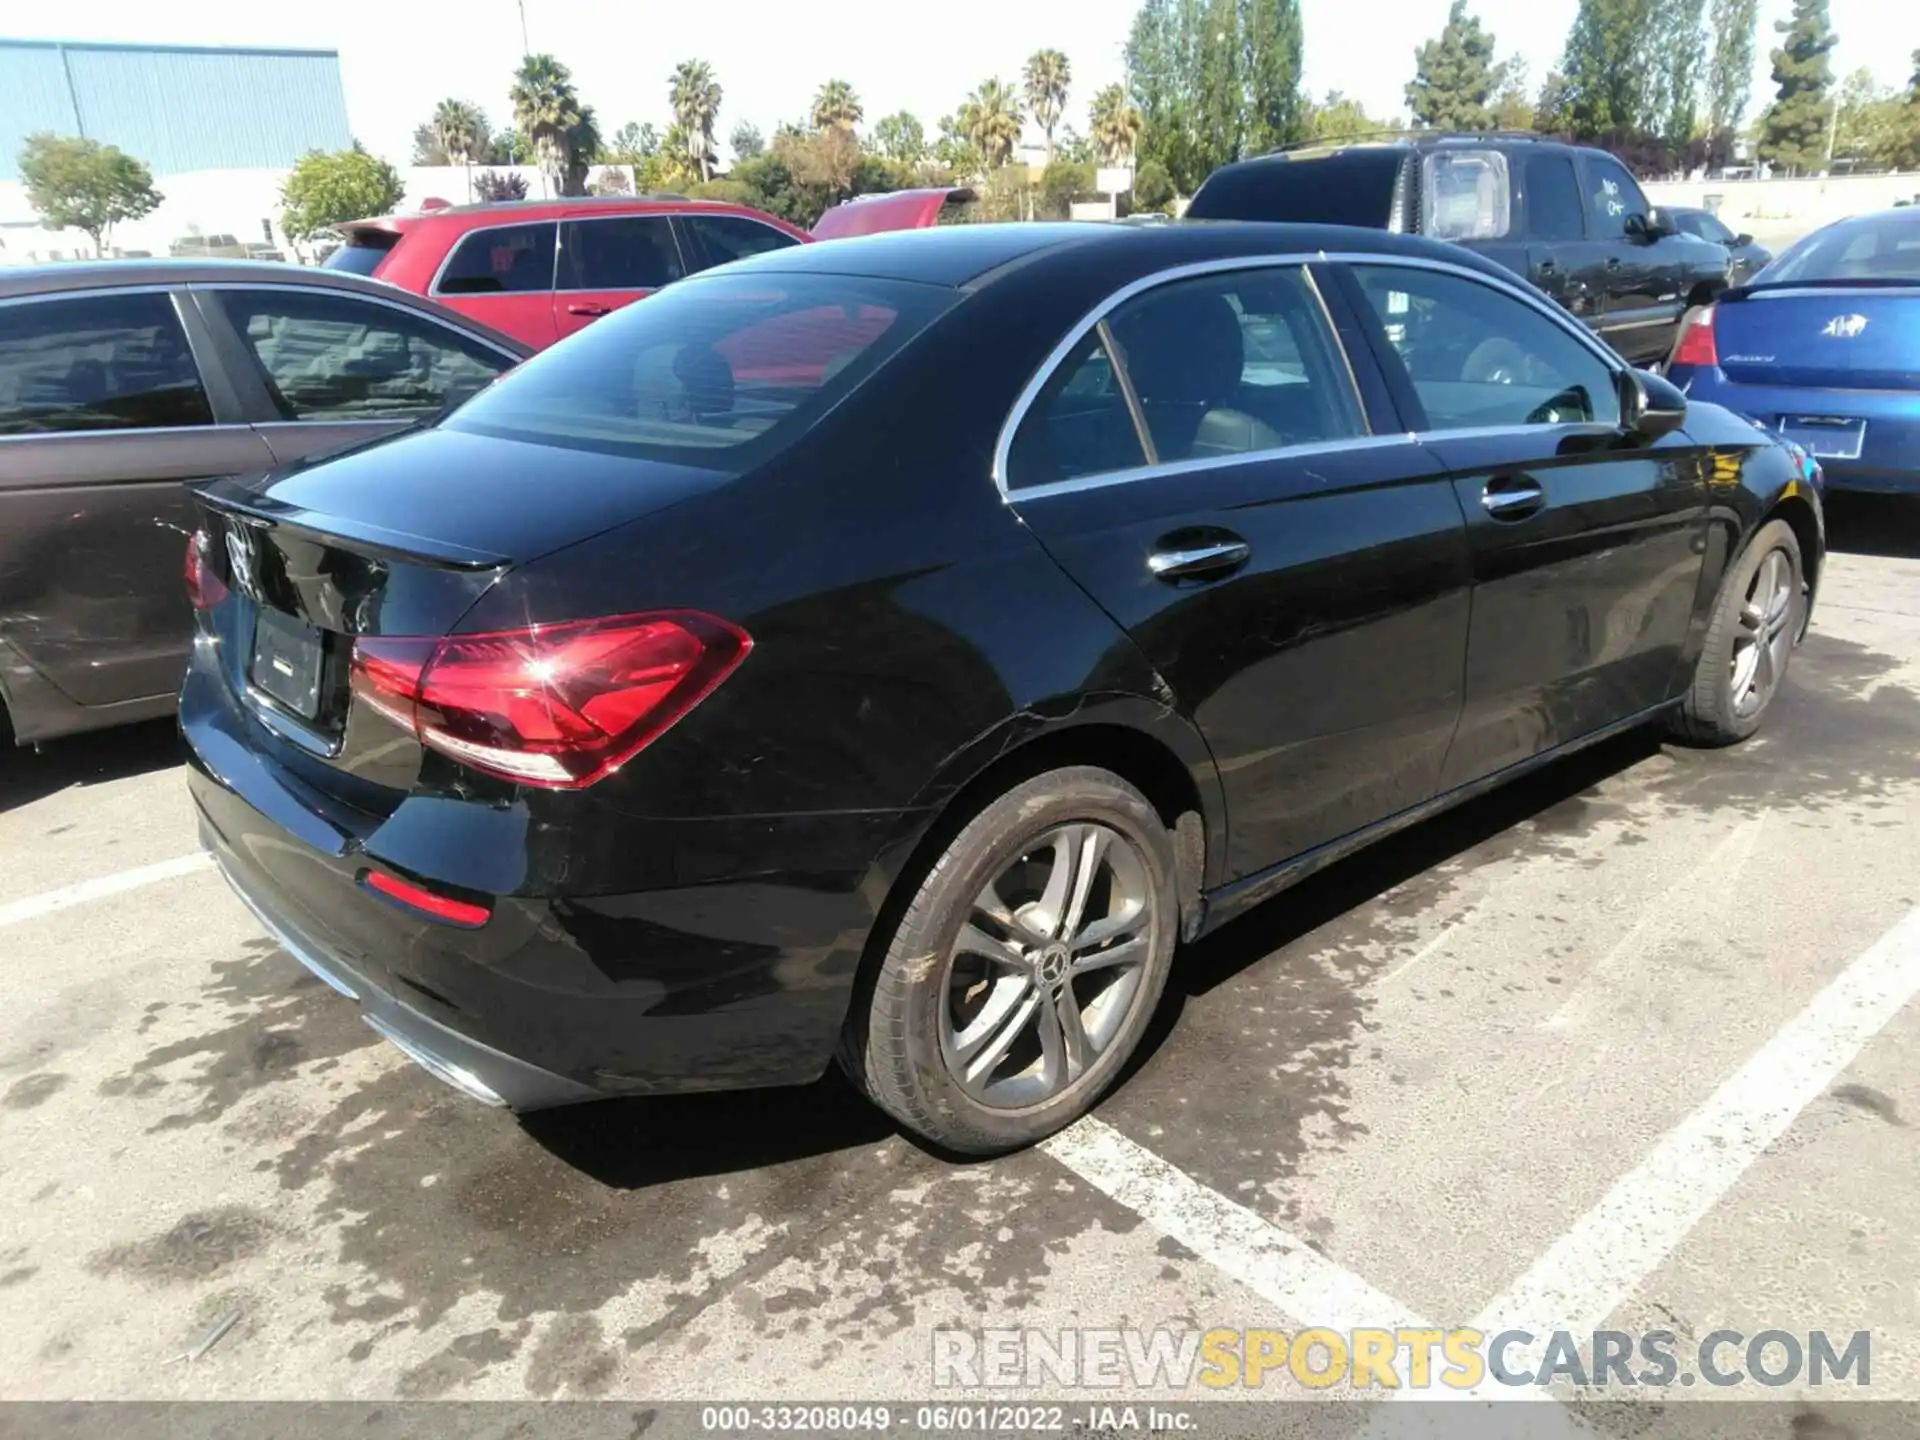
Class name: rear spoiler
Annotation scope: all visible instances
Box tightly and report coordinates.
[1723,277,1920,301]
[191,477,509,570]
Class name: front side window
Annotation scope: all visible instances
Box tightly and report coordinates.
[436,223,557,295]
[1696,213,1735,245]
[1423,150,1511,241]
[0,292,212,436]
[681,215,803,270]
[1525,154,1585,242]
[1584,155,1649,241]
[1352,265,1621,431]
[446,271,954,470]
[1007,266,1364,489]
[559,216,685,291]
[217,290,513,422]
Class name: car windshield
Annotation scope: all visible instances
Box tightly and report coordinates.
[444,271,956,469]
[1754,213,1920,284]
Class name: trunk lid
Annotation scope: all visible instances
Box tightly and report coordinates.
[1714,287,1920,390]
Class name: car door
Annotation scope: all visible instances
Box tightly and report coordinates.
[1335,260,1710,789]
[191,285,523,467]
[1519,150,1610,328]
[428,221,560,349]
[1003,261,1474,881]
[553,213,688,340]
[676,212,807,273]
[0,287,278,721]
[1578,151,1683,364]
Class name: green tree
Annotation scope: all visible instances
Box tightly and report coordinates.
[279,144,403,250]
[934,112,982,175]
[1133,157,1175,209]
[1406,0,1500,130]
[1024,49,1072,166]
[730,121,765,161]
[432,99,490,200]
[411,124,450,166]
[871,112,927,164]
[1705,0,1757,147]
[510,54,583,196]
[962,78,1023,169]
[609,122,659,162]
[17,134,163,254]
[1127,0,1197,191]
[811,79,863,132]
[1244,0,1305,153]
[1304,90,1392,141]
[1649,0,1710,151]
[1757,0,1837,171]
[1089,83,1144,164]
[1195,0,1244,171]
[562,105,603,195]
[1490,60,1536,129]
[1558,0,1659,136]
[670,60,723,182]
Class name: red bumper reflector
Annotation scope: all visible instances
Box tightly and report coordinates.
[361,870,491,928]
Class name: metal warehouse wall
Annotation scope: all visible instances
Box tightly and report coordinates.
[0,39,352,181]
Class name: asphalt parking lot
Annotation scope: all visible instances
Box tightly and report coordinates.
[4,497,1919,1427]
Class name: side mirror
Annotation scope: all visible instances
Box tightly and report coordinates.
[1733,232,1754,248]
[1623,368,1687,441]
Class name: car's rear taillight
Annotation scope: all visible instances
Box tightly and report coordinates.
[348,611,751,788]
[185,530,228,612]
[1670,305,1718,368]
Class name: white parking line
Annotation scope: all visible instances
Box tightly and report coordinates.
[1474,901,1920,1364]
[0,852,214,928]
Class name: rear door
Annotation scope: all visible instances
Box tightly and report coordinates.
[1519,150,1610,328]
[0,288,276,714]
[553,213,688,340]
[1003,260,1473,880]
[1337,260,1709,788]
[429,221,560,348]
[1579,151,1683,363]
[192,285,522,467]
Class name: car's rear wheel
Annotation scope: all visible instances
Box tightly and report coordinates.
[1669,518,1804,745]
[843,766,1177,1155]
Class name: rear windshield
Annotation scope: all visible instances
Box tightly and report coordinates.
[1757,213,1920,284]
[445,271,956,469]
[1186,150,1402,227]
[322,230,401,276]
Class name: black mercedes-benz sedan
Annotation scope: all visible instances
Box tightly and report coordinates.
[183,221,1824,1154]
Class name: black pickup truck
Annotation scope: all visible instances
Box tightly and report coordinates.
[1186,133,1731,366]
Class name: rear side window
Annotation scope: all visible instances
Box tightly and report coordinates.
[1423,150,1510,241]
[217,289,513,421]
[681,214,803,270]
[446,271,956,469]
[559,216,686,291]
[436,222,557,294]
[1525,155,1585,242]
[322,230,401,277]
[1185,150,1403,227]
[0,292,212,435]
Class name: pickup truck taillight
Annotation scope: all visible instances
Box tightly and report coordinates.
[1670,305,1718,368]
[348,612,752,789]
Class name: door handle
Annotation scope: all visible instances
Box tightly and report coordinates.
[1481,476,1546,520]
[1537,258,1559,276]
[1148,539,1251,583]
[567,303,610,317]
[1605,256,1622,271]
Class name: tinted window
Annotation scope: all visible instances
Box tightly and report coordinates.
[322,231,400,276]
[1423,150,1510,240]
[218,290,512,421]
[1008,267,1363,489]
[559,216,685,290]
[1185,150,1402,227]
[1760,213,1920,282]
[681,214,803,270]
[447,271,955,470]
[1525,154,1585,241]
[1353,265,1621,430]
[436,223,557,294]
[1584,154,1648,240]
[1694,212,1735,244]
[0,292,212,436]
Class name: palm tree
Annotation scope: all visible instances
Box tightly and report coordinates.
[562,104,602,196]
[432,98,489,201]
[1023,50,1072,167]
[963,78,1024,170]
[509,54,582,198]
[669,60,722,182]
[811,79,863,133]
[1088,83,1143,167]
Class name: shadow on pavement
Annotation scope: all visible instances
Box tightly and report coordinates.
[1825,493,1920,560]
[0,717,185,815]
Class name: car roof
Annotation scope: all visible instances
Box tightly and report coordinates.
[719,219,1521,290]
[344,196,796,233]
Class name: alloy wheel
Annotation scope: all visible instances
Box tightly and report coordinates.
[1730,547,1796,718]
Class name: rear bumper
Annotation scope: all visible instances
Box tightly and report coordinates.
[1671,369,1920,494]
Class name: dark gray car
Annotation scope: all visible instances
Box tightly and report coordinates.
[0,261,529,746]
[1664,205,1773,284]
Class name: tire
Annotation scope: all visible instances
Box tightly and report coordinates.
[841,766,1178,1155]
[1668,518,1804,746]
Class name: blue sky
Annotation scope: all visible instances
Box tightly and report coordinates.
[8,0,1916,164]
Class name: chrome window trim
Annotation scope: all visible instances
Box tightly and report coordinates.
[190,280,525,365]
[553,211,689,295]
[426,218,562,299]
[0,422,256,447]
[0,283,181,308]
[994,249,1629,502]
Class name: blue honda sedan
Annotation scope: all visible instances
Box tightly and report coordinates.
[1667,207,1919,494]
